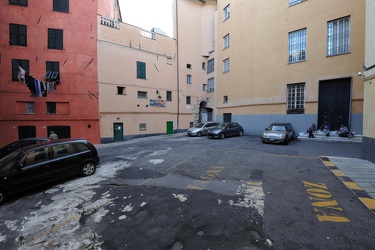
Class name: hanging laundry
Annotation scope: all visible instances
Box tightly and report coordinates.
[18,66,25,81]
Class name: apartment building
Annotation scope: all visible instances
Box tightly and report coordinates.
[98,18,179,143]
[0,0,117,146]
[214,0,365,135]
[362,0,375,162]
[173,0,218,128]
[98,0,218,143]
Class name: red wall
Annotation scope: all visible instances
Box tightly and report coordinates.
[0,0,100,146]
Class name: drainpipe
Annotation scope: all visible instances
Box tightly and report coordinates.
[175,0,180,131]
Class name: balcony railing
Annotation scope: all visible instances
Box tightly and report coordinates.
[100,16,119,29]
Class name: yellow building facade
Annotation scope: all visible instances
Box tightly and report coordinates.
[362,0,375,162]
[215,0,365,135]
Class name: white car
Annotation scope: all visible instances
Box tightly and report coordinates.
[187,122,219,137]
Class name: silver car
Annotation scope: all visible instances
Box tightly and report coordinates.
[261,123,296,145]
[187,122,218,137]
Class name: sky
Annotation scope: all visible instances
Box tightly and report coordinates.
[119,0,174,37]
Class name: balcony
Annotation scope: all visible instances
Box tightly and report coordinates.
[100,16,119,29]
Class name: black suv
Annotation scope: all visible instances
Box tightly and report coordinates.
[0,139,99,205]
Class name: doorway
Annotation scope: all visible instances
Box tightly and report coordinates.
[18,126,36,139]
[47,126,71,139]
[113,123,123,142]
[318,78,351,131]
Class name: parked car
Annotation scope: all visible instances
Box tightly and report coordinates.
[0,138,50,159]
[187,122,219,137]
[261,123,296,145]
[207,122,244,139]
[0,139,99,205]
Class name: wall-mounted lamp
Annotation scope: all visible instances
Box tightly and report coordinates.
[116,117,120,120]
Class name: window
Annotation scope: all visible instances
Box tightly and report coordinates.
[327,16,350,56]
[289,0,305,6]
[224,4,230,21]
[48,28,63,50]
[166,91,172,101]
[203,84,207,91]
[187,64,191,69]
[23,147,49,166]
[117,86,126,95]
[223,58,230,73]
[186,96,191,105]
[139,123,147,131]
[287,83,305,114]
[137,61,146,79]
[9,24,27,46]
[26,102,34,114]
[189,122,194,128]
[223,95,228,103]
[53,0,69,13]
[223,34,230,50]
[46,61,59,81]
[208,78,214,92]
[202,62,206,70]
[137,91,148,98]
[187,74,192,84]
[47,102,56,114]
[9,0,27,6]
[288,28,306,63]
[12,59,29,81]
[207,59,214,73]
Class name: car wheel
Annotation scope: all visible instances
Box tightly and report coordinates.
[80,162,97,176]
[220,133,225,139]
[0,189,8,205]
[197,132,202,137]
[283,137,289,145]
[239,130,244,136]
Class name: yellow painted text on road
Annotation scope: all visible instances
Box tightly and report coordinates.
[303,181,349,223]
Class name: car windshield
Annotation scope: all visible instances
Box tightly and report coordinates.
[270,125,286,131]
[0,151,23,172]
[194,123,205,128]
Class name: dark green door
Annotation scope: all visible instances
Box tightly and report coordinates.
[113,123,123,141]
[166,121,173,134]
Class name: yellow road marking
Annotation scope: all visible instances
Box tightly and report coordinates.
[343,181,363,191]
[331,170,346,177]
[359,197,375,209]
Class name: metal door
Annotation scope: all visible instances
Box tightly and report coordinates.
[318,78,351,131]
[113,123,123,142]
[166,121,174,134]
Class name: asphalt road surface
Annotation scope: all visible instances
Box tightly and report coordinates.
[0,133,374,250]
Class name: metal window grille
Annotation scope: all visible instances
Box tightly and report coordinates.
[223,58,230,73]
[288,29,306,63]
[207,59,214,73]
[208,78,215,92]
[327,16,350,56]
[224,5,230,21]
[287,83,305,110]
[223,34,230,49]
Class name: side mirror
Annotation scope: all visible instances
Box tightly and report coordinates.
[15,164,24,171]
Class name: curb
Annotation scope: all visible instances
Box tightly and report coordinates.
[319,156,375,215]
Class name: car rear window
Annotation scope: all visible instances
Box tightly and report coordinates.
[74,143,90,153]
[52,144,75,158]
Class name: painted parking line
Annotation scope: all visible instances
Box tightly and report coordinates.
[319,156,375,215]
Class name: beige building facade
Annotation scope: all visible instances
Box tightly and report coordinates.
[362,0,375,162]
[215,0,365,135]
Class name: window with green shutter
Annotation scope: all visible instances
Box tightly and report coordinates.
[137,61,146,79]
